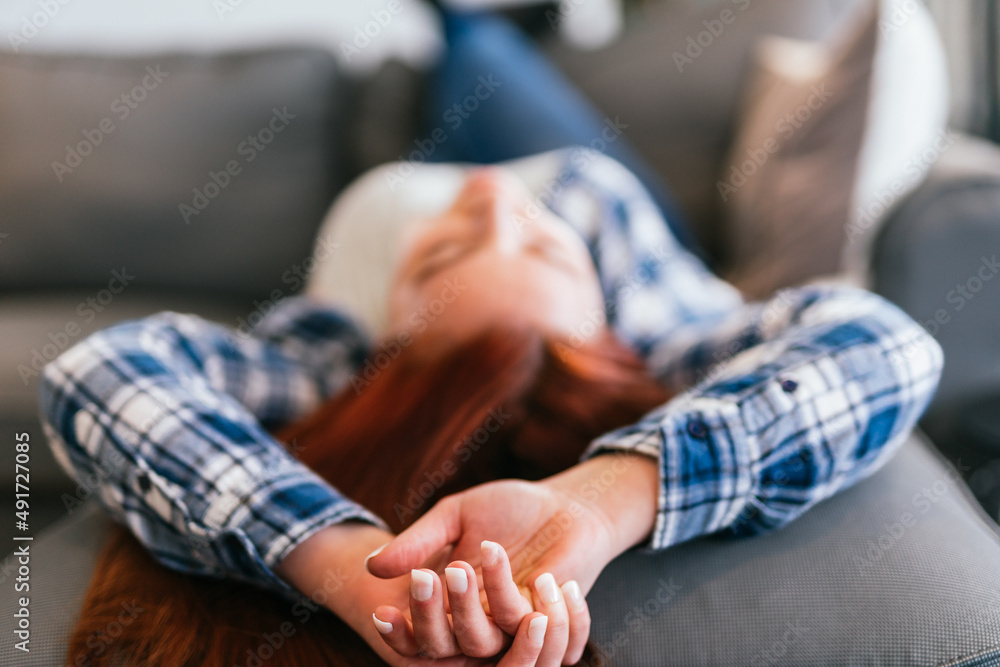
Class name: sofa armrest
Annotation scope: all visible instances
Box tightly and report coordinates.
[873,133,1000,407]
[872,132,1000,517]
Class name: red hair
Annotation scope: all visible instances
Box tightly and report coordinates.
[67,327,671,666]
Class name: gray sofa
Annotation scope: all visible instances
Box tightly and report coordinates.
[4,432,999,666]
[2,0,1000,664]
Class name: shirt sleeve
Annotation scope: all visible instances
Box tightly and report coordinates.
[544,149,945,549]
[38,295,388,598]
[586,284,943,549]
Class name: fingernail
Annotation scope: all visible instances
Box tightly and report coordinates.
[528,615,548,645]
[364,542,388,573]
[562,580,583,609]
[410,569,434,602]
[372,612,393,635]
[445,567,469,595]
[481,540,501,567]
[534,572,561,605]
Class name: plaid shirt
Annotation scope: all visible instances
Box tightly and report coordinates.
[39,149,943,598]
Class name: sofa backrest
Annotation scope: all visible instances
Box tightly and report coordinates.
[0,0,441,298]
[544,0,867,256]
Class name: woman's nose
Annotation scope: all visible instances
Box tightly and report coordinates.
[459,169,524,251]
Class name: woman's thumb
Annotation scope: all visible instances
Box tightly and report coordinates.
[365,496,462,579]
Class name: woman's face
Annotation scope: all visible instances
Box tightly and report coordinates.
[388,167,606,351]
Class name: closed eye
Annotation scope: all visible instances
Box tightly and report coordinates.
[527,238,579,275]
[412,239,473,282]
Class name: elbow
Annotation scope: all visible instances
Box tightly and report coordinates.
[37,318,158,451]
[808,284,945,408]
[37,333,101,481]
[863,288,945,417]
[37,332,95,447]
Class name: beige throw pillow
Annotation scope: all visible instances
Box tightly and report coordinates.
[719,0,948,299]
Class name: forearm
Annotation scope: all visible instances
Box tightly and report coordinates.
[275,522,393,620]
[38,303,384,595]
[543,452,660,558]
[585,284,945,548]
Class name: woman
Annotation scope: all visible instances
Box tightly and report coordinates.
[41,147,942,665]
[39,12,943,666]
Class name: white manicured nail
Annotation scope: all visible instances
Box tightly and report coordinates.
[534,572,561,605]
[528,615,548,645]
[481,540,501,567]
[410,569,434,602]
[372,612,393,635]
[562,580,584,609]
[445,567,469,594]
[364,543,388,572]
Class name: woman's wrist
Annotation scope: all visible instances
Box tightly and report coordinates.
[274,522,393,622]
[543,451,660,557]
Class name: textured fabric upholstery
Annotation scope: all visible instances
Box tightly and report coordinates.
[3,433,999,666]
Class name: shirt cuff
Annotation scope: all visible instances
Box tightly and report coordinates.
[188,459,390,600]
[582,397,754,552]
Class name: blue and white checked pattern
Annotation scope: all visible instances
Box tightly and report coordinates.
[39,148,943,597]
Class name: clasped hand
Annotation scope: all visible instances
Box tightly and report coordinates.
[278,453,659,666]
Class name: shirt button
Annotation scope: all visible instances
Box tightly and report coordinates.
[781,378,799,393]
[137,474,152,492]
[687,419,708,439]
